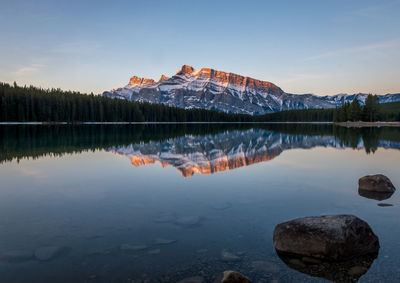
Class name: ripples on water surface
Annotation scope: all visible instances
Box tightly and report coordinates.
[0,124,399,282]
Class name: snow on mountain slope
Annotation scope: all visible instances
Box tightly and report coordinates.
[103,65,400,115]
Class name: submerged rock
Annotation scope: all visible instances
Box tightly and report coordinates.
[147,249,160,255]
[273,215,379,261]
[153,238,177,245]
[251,260,280,272]
[154,212,176,223]
[177,276,205,283]
[120,244,148,251]
[216,270,251,283]
[210,202,232,210]
[359,174,396,193]
[34,246,69,261]
[0,250,33,263]
[174,216,202,228]
[220,250,242,262]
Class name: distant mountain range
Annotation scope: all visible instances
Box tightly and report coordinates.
[103,65,400,115]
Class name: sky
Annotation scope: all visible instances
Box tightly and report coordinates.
[0,0,399,95]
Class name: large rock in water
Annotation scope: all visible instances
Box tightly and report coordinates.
[358,174,396,193]
[273,215,379,261]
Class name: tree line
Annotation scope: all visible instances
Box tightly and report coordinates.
[0,82,252,123]
[1,82,398,122]
[332,94,399,122]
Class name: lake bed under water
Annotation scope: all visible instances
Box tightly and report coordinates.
[0,124,399,282]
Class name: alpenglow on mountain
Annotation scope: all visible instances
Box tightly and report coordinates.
[103,65,400,115]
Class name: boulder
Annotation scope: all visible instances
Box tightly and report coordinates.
[273,215,379,261]
[34,246,69,261]
[221,270,251,283]
[358,174,396,193]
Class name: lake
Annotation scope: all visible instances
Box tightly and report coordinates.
[0,124,399,282]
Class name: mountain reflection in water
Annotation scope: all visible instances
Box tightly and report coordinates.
[108,128,400,178]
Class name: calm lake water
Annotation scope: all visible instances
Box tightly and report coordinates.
[0,124,399,282]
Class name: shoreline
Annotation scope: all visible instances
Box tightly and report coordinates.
[0,121,334,125]
[334,121,400,127]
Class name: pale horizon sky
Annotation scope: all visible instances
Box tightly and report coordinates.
[1,0,400,95]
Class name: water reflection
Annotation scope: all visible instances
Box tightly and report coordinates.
[358,189,395,201]
[276,251,378,282]
[109,127,400,177]
[0,124,400,282]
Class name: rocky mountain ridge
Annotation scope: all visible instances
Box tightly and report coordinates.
[103,65,400,115]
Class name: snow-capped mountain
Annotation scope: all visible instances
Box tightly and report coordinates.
[103,65,400,115]
[109,128,400,177]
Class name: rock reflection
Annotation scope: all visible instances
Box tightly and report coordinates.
[358,189,394,201]
[276,251,378,282]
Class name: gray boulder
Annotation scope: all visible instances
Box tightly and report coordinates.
[273,215,379,261]
[359,174,396,193]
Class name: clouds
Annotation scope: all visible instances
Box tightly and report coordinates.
[13,64,46,76]
[303,39,400,61]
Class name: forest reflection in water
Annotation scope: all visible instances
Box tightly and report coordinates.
[1,124,399,176]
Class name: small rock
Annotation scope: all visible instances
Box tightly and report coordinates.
[154,212,176,223]
[177,276,205,283]
[221,270,251,283]
[34,246,69,261]
[251,260,280,272]
[220,250,241,262]
[153,238,177,245]
[120,244,148,251]
[147,249,160,255]
[0,250,33,263]
[359,174,396,193]
[174,216,202,228]
[377,203,393,207]
[211,202,232,210]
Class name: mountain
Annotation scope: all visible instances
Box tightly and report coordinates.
[109,128,400,178]
[103,65,400,115]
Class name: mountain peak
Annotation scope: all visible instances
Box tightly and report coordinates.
[158,74,170,82]
[176,65,196,75]
[129,76,156,87]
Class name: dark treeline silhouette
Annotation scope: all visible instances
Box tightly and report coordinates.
[257,108,334,122]
[0,82,252,122]
[1,82,399,122]
[1,124,399,164]
[333,94,400,122]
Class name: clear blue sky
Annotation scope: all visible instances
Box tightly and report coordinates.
[1,0,399,95]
